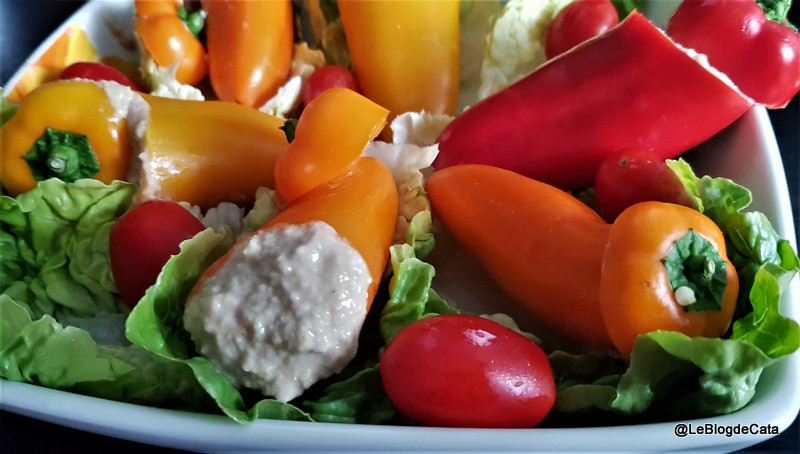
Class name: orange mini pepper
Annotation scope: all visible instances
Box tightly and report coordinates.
[426,164,614,351]
[0,80,131,196]
[134,0,208,86]
[599,201,738,355]
[339,0,460,123]
[274,87,389,205]
[202,0,294,107]
[133,93,288,210]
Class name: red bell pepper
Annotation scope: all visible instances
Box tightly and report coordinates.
[667,0,800,109]
[434,11,753,190]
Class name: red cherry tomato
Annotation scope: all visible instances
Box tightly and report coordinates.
[302,65,360,107]
[59,61,142,91]
[380,314,556,428]
[545,0,620,59]
[594,150,695,223]
[110,200,205,308]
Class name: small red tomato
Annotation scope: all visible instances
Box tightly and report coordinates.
[59,61,142,91]
[380,314,556,428]
[594,150,695,222]
[545,0,620,59]
[302,65,360,106]
[110,200,205,308]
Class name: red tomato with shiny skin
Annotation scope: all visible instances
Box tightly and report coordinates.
[545,0,620,59]
[59,61,142,91]
[302,65,360,106]
[380,314,556,428]
[110,200,205,308]
[594,150,695,223]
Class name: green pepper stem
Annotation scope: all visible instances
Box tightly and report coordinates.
[23,128,100,183]
[663,229,728,312]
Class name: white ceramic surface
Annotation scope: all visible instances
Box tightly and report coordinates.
[1,1,798,452]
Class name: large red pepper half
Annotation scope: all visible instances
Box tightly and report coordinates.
[667,0,799,109]
[433,11,754,190]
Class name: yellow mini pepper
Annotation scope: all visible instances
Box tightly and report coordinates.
[0,80,131,196]
[339,0,461,124]
[134,94,289,210]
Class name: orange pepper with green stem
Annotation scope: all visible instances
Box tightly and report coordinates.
[0,80,131,196]
[426,164,739,356]
[132,93,288,210]
[273,87,389,205]
[338,0,460,127]
[134,0,207,87]
[201,0,294,108]
[600,201,738,356]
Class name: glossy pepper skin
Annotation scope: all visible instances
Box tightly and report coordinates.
[600,201,739,356]
[434,11,753,190]
[426,164,615,351]
[339,0,460,122]
[274,87,389,205]
[134,0,208,86]
[134,93,288,210]
[202,0,294,108]
[0,80,131,196]
[667,0,800,108]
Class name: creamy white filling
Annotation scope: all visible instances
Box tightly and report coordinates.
[183,221,371,402]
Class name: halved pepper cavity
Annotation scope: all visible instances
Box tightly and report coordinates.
[434,11,754,190]
[426,165,738,356]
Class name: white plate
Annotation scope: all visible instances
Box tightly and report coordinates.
[1,1,798,452]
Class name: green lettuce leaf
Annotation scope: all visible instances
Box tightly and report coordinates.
[303,365,396,424]
[552,330,774,419]
[379,244,458,343]
[0,295,206,407]
[732,263,800,358]
[613,332,771,418]
[0,178,135,319]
